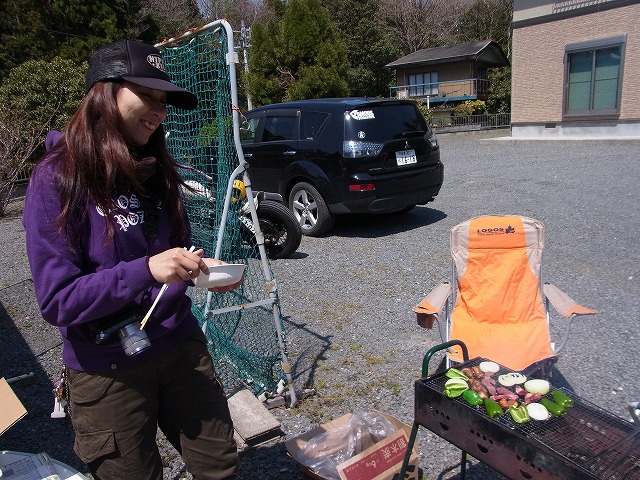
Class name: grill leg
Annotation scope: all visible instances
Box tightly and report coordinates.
[399,421,419,479]
[460,450,467,479]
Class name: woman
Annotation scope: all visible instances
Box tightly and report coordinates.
[23,40,239,479]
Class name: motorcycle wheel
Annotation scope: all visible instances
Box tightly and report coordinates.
[255,200,302,259]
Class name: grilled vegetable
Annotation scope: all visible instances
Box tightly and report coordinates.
[552,390,574,407]
[541,398,566,417]
[479,361,500,373]
[444,378,469,398]
[445,368,469,381]
[462,389,483,406]
[524,379,550,395]
[498,372,527,387]
[527,402,550,421]
[508,404,531,424]
[484,398,504,418]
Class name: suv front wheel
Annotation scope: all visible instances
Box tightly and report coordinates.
[289,182,335,236]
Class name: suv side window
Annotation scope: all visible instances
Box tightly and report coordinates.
[300,111,330,140]
[262,115,297,142]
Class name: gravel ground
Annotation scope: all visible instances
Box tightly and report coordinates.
[1,130,639,479]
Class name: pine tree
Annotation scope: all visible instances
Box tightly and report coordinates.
[247,0,349,105]
[323,0,400,97]
[0,0,56,79]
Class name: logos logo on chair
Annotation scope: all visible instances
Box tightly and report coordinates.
[476,224,515,236]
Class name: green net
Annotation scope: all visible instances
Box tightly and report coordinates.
[158,23,291,399]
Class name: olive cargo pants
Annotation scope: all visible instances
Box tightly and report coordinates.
[67,331,238,479]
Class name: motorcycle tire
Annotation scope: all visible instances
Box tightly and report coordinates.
[255,200,302,259]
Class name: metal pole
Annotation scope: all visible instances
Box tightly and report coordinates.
[241,21,253,111]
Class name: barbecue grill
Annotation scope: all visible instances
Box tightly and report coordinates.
[400,341,640,480]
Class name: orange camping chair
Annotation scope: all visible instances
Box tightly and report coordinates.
[414,215,597,377]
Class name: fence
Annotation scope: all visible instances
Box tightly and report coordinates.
[431,113,511,133]
[14,166,32,184]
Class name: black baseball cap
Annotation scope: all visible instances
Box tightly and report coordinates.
[86,40,197,110]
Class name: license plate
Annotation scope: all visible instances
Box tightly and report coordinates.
[396,149,417,166]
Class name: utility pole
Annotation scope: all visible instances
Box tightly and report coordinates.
[240,21,253,111]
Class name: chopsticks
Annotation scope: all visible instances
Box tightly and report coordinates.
[140,246,195,330]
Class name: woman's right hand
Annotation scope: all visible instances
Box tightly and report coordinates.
[148,248,208,283]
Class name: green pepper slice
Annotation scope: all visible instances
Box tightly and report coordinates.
[444,378,469,398]
[484,398,504,418]
[541,398,566,417]
[508,404,530,423]
[552,390,574,407]
[445,368,469,381]
[462,389,483,406]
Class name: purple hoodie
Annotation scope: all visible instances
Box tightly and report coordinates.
[23,142,200,372]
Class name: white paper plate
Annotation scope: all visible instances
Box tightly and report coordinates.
[193,263,245,288]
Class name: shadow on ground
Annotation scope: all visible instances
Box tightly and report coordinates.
[0,280,85,473]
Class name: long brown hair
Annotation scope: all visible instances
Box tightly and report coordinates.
[47,81,189,245]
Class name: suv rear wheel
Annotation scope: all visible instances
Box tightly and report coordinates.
[289,182,335,236]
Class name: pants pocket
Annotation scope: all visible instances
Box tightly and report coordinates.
[68,369,115,404]
[74,429,116,463]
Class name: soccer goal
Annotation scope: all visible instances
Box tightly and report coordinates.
[156,20,297,406]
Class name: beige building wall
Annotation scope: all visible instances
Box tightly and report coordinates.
[511,2,640,136]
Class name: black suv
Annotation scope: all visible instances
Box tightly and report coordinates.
[240,98,443,236]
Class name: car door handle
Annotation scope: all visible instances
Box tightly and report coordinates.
[283,151,297,156]
[243,153,253,158]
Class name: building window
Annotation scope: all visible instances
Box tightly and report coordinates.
[564,35,625,115]
[408,72,438,97]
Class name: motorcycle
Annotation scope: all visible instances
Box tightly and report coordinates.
[182,175,301,260]
[234,180,301,259]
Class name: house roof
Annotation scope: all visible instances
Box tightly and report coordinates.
[385,40,510,69]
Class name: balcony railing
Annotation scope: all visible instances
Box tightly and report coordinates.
[390,78,489,105]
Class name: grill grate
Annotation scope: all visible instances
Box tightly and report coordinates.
[418,358,640,479]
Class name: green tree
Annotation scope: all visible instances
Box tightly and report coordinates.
[323,0,400,97]
[0,57,86,133]
[0,0,56,79]
[49,0,136,63]
[487,66,511,114]
[457,0,513,55]
[457,0,513,114]
[247,0,349,105]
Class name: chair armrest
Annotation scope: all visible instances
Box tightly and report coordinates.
[543,283,598,318]
[414,282,451,315]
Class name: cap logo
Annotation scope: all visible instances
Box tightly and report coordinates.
[147,54,167,73]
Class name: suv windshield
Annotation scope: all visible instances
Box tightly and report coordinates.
[344,104,428,142]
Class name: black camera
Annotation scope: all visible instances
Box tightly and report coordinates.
[92,311,151,357]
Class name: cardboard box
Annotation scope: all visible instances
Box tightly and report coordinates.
[0,377,27,436]
[285,411,419,480]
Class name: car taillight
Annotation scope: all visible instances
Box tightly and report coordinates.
[349,183,375,192]
[343,140,383,158]
[425,131,439,149]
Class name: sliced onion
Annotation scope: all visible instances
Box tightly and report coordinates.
[527,402,551,421]
[479,361,500,373]
[498,372,527,386]
[524,379,550,395]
